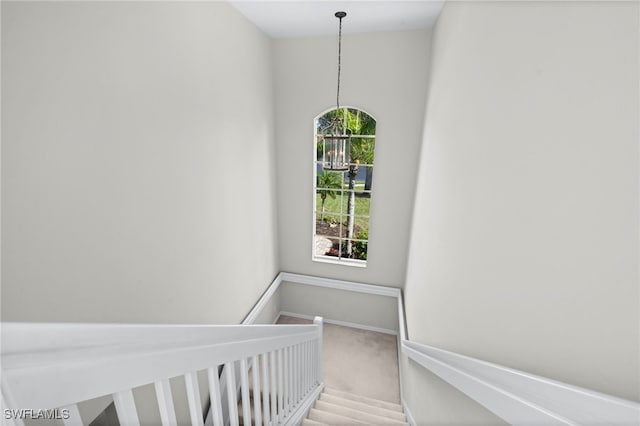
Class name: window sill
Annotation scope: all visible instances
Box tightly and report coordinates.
[312,256,367,268]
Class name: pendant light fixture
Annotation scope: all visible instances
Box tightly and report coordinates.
[321,11,351,171]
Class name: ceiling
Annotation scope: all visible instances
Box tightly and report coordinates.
[229,1,445,39]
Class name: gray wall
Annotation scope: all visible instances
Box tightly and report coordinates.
[2,1,279,325]
[273,30,431,286]
[279,281,399,332]
[403,2,640,423]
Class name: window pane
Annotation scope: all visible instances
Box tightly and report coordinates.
[346,237,368,261]
[351,138,375,166]
[340,167,372,193]
[339,192,371,218]
[316,189,343,218]
[345,109,376,136]
[317,171,344,190]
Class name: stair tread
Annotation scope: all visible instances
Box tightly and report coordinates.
[308,407,369,425]
[323,387,403,412]
[313,400,407,425]
[319,393,406,421]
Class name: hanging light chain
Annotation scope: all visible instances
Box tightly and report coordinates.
[335,11,346,112]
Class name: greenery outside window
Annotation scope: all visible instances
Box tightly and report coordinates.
[314,107,376,266]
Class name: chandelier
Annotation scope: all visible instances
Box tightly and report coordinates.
[322,11,351,171]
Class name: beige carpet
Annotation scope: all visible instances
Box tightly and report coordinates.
[277,315,401,404]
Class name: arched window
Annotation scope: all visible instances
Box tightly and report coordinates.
[314,107,376,266]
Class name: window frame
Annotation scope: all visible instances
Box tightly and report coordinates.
[312,107,376,267]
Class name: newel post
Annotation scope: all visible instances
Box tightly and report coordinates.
[313,316,324,384]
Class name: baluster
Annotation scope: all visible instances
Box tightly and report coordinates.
[207,367,224,426]
[269,351,277,423]
[304,342,308,393]
[287,346,295,411]
[291,345,296,403]
[62,404,82,426]
[295,343,300,402]
[154,379,178,426]
[298,343,302,398]
[185,372,204,426]
[313,341,317,385]
[308,342,312,390]
[308,341,312,390]
[251,355,263,426]
[300,343,304,396]
[225,362,239,426]
[318,340,321,384]
[239,359,251,426]
[283,346,290,416]
[303,342,308,394]
[313,340,318,385]
[310,341,315,387]
[278,349,284,418]
[310,341,314,388]
[307,341,312,392]
[261,353,270,426]
[113,389,140,426]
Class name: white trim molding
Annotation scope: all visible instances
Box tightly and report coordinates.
[242,273,284,325]
[402,341,640,426]
[279,272,401,298]
[277,311,398,336]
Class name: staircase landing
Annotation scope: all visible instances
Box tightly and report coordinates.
[276,315,401,405]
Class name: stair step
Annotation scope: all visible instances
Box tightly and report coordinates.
[319,393,406,422]
[313,400,407,425]
[323,387,403,413]
[307,407,369,425]
[301,419,329,426]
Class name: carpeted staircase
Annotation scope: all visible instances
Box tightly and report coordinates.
[302,387,407,425]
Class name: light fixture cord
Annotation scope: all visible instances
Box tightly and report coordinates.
[336,15,343,111]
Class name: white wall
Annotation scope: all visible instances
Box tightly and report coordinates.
[274,30,431,286]
[404,2,640,423]
[1,1,278,324]
[279,281,399,333]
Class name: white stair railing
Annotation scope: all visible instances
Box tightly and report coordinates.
[1,318,324,426]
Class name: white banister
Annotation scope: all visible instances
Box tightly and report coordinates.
[1,321,324,426]
[402,340,640,425]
